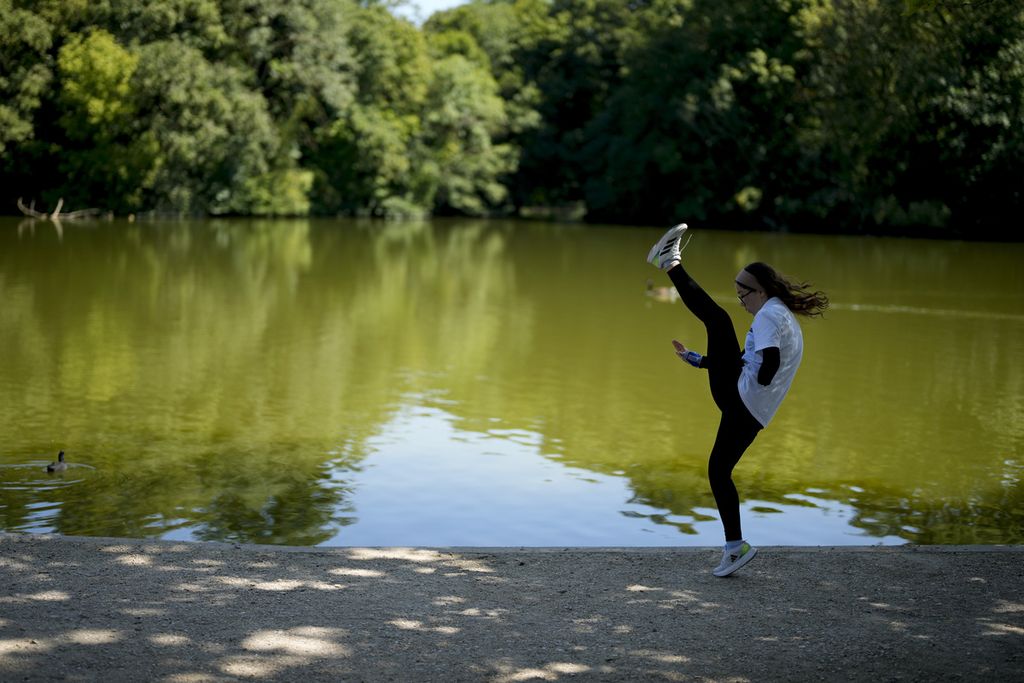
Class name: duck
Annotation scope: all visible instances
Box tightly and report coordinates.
[46,450,67,473]
[645,278,680,303]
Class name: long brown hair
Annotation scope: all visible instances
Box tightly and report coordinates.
[743,262,829,317]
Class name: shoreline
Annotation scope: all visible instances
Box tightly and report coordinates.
[3,533,1022,681]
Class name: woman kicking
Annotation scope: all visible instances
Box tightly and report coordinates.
[647,223,828,577]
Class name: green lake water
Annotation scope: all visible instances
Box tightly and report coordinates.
[1,217,1022,546]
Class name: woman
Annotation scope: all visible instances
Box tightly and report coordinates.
[647,223,828,577]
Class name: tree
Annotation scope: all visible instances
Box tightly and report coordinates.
[310,3,434,216]
[799,0,1024,236]
[82,0,356,215]
[509,0,644,208]
[128,39,279,214]
[2,0,1021,232]
[573,0,810,227]
[54,29,147,211]
[0,0,53,155]
[424,0,548,209]
[423,54,516,215]
[86,0,230,52]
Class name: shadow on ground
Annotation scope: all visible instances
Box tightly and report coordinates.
[1,536,1021,681]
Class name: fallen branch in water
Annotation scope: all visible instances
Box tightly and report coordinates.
[17,197,106,220]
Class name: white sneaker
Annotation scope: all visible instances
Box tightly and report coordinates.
[646,223,688,270]
[712,542,757,577]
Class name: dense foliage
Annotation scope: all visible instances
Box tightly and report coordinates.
[1,0,1021,237]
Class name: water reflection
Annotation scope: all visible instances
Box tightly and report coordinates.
[0,218,1021,545]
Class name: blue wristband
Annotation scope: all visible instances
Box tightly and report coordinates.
[682,350,703,368]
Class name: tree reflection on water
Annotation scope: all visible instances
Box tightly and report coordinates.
[1,218,1021,545]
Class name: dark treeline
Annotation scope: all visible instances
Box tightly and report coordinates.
[1,0,1021,238]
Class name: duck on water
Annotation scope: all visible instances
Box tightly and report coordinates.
[46,450,67,473]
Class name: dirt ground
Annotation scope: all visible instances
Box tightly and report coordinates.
[1,534,1022,682]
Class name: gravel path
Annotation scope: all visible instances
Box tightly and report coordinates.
[1,534,1022,681]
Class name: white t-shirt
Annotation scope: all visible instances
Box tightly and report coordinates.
[738,297,803,427]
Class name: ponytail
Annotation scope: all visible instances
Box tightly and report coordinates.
[744,262,829,317]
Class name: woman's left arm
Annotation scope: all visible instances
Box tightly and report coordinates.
[758,347,780,386]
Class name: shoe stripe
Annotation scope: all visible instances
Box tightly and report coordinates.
[648,225,686,266]
[713,545,757,577]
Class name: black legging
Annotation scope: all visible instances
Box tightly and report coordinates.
[667,264,762,542]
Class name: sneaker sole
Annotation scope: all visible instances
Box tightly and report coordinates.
[712,547,758,578]
[646,223,688,265]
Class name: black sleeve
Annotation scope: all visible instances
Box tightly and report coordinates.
[758,347,781,386]
[699,355,711,369]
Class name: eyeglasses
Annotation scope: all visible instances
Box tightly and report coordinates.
[736,287,758,302]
